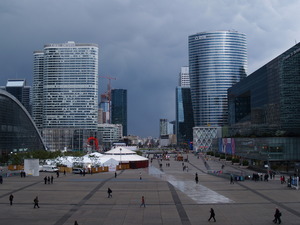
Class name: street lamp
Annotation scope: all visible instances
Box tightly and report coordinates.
[119,148,122,169]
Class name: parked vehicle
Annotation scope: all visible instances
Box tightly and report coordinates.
[39,165,59,172]
[72,168,83,174]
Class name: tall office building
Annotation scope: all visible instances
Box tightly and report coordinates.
[1,79,31,115]
[176,66,194,148]
[188,30,247,126]
[179,66,190,87]
[32,51,44,129]
[32,41,99,151]
[176,87,194,147]
[159,119,168,136]
[111,89,127,136]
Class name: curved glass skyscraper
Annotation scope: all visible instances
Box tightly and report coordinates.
[189,30,247,126]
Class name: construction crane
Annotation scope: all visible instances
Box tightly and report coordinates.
[99,76,116,102]
[99,76,116,124]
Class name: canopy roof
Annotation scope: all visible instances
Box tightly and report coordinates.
[105,147,136,155]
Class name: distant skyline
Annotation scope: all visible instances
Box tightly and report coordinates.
[1,0,300,138]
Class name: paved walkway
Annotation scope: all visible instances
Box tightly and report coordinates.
[0,153,299,225]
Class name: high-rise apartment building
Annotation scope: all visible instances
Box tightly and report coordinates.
[111,89,127,136]
[188,30,247,127]
[32,41,99,151]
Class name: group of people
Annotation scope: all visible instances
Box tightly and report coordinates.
[44,175,54,184]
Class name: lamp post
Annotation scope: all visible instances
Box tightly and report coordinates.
[119,148,122,169]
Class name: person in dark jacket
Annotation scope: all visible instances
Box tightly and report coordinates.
[9,194,14,205]
[208,208,216,222]
[107,188,112,198]
[33,196,40,208]
[273,208,282,224]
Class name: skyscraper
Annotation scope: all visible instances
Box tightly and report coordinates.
[188,30,247,127]
[32,41,99,151]
[159,119,168,137]
[176,67,194,148]
[111,89,127,136]
[2,79,31,115]
[179,66,190,87]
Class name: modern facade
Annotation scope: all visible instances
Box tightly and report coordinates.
[0,90,46,162]
[179,66,190,87]
[194,126,222,152]
[32,51,44,130]
[228,42,300,137]
[159,119,168,136]
[1,79,31,115]
[188,30,247,127]
[176,87,194,148]
[213,43,300,171]
[97,124,123,150]
[111,89,127,136]
[32,41,99,151]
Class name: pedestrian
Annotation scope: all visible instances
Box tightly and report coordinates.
[139,172,142,180]
[33,196,40,208]
[51,175,54,184]
[195,173,199,184]
[115,172,117,178]
[44,176,47,184]
[74,220,79,225]
[230,175,234,184]
[107,188,112,198]
[273,208,282,224]
[47,176,50,184]
[9,194,14,206]
[0,175,3,184]
[208,208,216,222]
[56,170,59,178]
[64,169,66,176]
[140,196,146,208]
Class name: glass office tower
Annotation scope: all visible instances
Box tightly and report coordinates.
[176,87,194,147]
[188,30,247,126]
[111,89,127,136]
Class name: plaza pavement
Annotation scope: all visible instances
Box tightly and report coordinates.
[0,153,299,225]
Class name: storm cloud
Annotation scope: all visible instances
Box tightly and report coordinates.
[1,0,299,137]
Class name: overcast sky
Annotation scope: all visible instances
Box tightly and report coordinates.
[1,0,299,138]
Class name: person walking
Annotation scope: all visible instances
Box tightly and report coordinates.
[74,220,79,225]
[208,208,216,222]
[140,196,146,208]
[44,176,47,184]
[51,175,54,184]
[230,175,234,184]
[115,172,117,178]
[9,194,14,206]
[195,173,199,184]
[107,188,112,198]
[33,196,40,208]
[273,208,282,224]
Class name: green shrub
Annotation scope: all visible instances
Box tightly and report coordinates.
[232,158,239,163]
[226,156,232,161]
[242,160,249,166]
